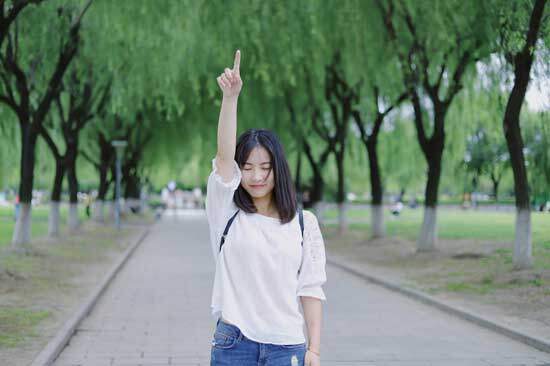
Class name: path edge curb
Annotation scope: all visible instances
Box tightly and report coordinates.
[31,225,152,366]
[327,253,550,354]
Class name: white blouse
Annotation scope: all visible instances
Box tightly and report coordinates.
[205,156,327,345]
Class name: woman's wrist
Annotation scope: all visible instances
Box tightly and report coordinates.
[307,347,320,356]
[222,94,239,102]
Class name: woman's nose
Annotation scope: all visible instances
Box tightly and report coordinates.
[253,170,265,181]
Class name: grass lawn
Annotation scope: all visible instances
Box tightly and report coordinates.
[0,308,50,347]
[323,206,549,335]
[324,206,550,244]
[0,205,88,249]
[324,207,550,272]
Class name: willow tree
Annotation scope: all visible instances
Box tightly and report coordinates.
[41,64,110,235]
[376,0,494,251]
[0,0,91,248]
[196,0,339,221]
[346,12,408,237]
[496,0,548,269]
[76,0,204,219]
[79,126,115,222]
[0,1,43,46]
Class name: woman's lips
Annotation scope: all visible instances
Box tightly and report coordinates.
[250,184,266,188]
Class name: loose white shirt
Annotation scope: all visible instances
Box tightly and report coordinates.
[205,156,327,345]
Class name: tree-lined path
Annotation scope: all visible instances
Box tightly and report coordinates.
[51,212,550,366]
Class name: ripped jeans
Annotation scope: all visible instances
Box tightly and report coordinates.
[210,318,307,366]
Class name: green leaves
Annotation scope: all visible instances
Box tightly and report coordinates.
[0,0,547,197]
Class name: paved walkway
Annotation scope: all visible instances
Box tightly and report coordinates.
[52,209,550,366]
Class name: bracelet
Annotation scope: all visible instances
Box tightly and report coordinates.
[307,347,320,357]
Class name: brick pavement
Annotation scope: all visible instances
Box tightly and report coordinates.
[51,209,550,366]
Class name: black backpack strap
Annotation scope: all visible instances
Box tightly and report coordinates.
[298,207,304,275]
[219,210,240,253]
[298,207,304,247]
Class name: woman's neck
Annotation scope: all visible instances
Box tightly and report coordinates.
[253,194,278,217]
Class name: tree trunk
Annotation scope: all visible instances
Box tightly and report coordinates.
[504,109,533,266]
[295,147,302,205]
[514,208,532,268]
[48,161,65,237]
[336,151,347,235]
[308,175,324,208]
[48,201,61,237]
[94,158,111,222]
[12,203,32,251]
[337,201,349,236]
[504,111,531,268]
[97,166,110,200]
[124,172,140,200]
[417,139,444,251]
[371,204,385,239]
[93,199,104,222]
[67,154,80,231]
[418,206,438,251]
[68,202,79,231]
[12,126,38,247]
[309,176,325,226]
[501,0,546,269]
[311,200,325,227]
[491,177,500,202]
[107,200,116,220]
[367,140,385,238]
[302,142,328,212]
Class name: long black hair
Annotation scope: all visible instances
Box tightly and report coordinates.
[234,128,297,224]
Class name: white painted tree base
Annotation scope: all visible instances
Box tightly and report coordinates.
[312,201,325,227]
[93,200,104,223]
[371,204,385,238]
[338,202,349,235]
[48,202,61,237]
[125,198,141,214]
[12,203,32,249]
[417,206,437,252]
[107,201,115,220]
[68,203,80,231]
[513,208,533,269]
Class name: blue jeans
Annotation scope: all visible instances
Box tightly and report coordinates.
[210,319,307,366]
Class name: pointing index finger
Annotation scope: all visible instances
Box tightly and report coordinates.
[233,49,240,72]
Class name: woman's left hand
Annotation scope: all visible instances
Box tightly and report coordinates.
[305,350,320,366]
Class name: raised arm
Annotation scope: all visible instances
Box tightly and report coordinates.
[215,49,243,183]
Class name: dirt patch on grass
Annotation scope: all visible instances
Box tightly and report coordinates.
[0,220,151,366]
[323,226,550,341]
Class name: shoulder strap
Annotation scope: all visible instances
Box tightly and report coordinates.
[219,208,304,253]
[298,207,304,247]
[297,207,305,275]
[219,210,240,253]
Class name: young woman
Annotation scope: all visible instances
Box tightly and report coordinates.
[206,50,327,366]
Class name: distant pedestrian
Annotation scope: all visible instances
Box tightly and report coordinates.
[85,192,91,218]
[14,193,20,221]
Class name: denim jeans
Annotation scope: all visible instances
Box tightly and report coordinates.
[210,318,307,366]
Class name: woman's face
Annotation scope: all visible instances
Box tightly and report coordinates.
[240,146,275,199]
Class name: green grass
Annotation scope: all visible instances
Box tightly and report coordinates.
[0,307,51,348]
[442,278,546,295]
[0,205,88,249]
[324,207,550,243]
[325,207,550,272]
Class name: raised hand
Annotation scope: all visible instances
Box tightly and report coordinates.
[217,49,242,98]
